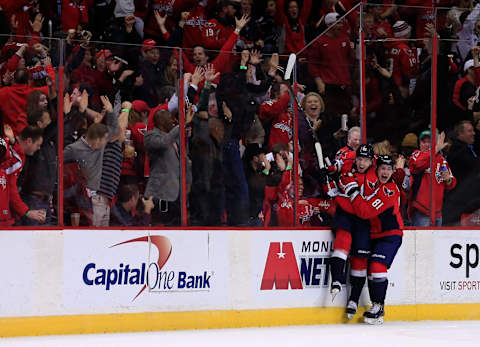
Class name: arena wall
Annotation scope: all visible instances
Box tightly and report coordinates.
[1,228,479,337]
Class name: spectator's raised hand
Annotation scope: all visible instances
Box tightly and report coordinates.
[241,50,250,66]
[191,66,205,86]
[43,56,52,67]
[124,15,136,33]
[79,90,89,113]
[222,102,232,121]
[185,104,195,124]
[204,64,220,83]
[249,49,263,65]
[29,13,44,33]
[3,124,14,144]
[259,153,271,172]
[100,95,113,114]
[235,15,250,31]
[435,131,447,153]
[395,154,406,169]
[268,53,280,76]
[154,10,167,32]
[142,196,154,214]
[64,93,73,114]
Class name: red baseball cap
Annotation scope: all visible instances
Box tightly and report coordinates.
[142,39,157,52]
[132,100,151,113]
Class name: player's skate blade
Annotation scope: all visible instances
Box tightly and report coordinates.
[346,300,358,320]
[330,281,341,302]
[363,303,384,325]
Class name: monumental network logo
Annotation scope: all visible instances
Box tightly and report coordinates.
[260,241,333,290]
[82,235,213,301]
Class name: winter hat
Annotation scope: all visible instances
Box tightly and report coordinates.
[325,13,340,26]
[401,133,418,148]
[392,21,411,38]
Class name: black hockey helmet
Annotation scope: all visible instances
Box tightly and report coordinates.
[376,155,394,169]
[356,144,374,159]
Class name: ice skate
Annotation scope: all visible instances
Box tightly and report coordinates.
[363,303,384,325]
[330,281,342,302]
[346,300,358,320]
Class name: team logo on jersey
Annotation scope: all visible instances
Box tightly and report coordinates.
[367,179,377,190]
[383,186,394,197]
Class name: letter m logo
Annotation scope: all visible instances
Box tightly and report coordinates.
[260,242,303,290]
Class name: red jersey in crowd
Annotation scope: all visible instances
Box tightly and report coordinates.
[275,0,312,54]
[61,0,89,32]
[407,149,456,219]
[385,40,419,88]
[0,139,28,226]
[201,18,234,50]
[182,1,217,50]
[258,92,292,149]
[308,33,352,86]
[0,65,55,134]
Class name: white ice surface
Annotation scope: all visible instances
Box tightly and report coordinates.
[1,321,479,347]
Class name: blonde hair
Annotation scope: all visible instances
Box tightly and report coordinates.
[301,92,325,114]
[372,140,391,155]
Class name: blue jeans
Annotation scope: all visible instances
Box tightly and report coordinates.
[411,211,442,227]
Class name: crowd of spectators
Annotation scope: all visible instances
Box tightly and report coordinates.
[0,0,479,227]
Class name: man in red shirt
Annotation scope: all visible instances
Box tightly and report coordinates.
[408,130,456,226]
[308,12,353,115]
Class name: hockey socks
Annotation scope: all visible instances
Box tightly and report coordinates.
[349,256,367,303]
[368,261,388,304]
[330,251,348,285]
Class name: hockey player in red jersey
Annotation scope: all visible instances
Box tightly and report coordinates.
[339,155,403,324]
[329,144,377,300]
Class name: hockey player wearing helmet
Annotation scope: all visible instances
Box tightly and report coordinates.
[328,144,377,308]
[339,155,403,324]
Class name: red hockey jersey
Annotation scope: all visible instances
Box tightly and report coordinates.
[351,180,404,239]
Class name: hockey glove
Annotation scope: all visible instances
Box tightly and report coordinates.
[339,173,360,199]
[324,179,339,198]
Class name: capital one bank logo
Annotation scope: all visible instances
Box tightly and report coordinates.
[82,235,212,300]
[260,241,332,290]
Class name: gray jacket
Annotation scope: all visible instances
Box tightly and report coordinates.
[63,111,119,191]
[144,126,191,201]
